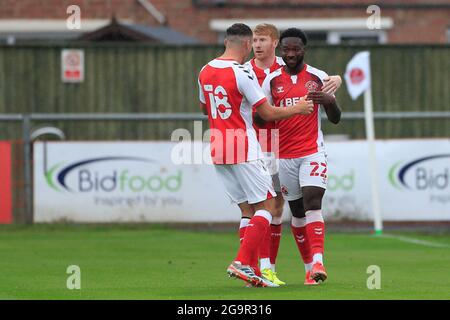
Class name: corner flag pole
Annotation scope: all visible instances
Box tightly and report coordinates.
[344,51,383,235]
[364,84,383,235]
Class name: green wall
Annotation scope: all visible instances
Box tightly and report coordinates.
[1,44,449,140]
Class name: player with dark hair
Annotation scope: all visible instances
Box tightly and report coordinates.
[262,27,341,284]
[198,23,314,287]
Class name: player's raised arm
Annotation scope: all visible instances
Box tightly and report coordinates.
[256,96,313,121]
[306,91,341,124]
[236,62,312,121]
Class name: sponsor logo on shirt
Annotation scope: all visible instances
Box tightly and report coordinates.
[279,97,303,107]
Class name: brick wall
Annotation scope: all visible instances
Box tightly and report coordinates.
[0,0,448,43]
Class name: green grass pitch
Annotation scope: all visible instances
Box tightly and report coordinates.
[0,224,449,299]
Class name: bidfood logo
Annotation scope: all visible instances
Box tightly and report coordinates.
[328,171,354,191]
[45,157,182,193]
[389,154,450,190]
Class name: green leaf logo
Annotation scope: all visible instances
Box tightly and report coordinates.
[388,161,402,189]
[45,162,64,192]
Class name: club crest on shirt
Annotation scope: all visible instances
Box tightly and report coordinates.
[305,80,319,92]
[276,86,284,93]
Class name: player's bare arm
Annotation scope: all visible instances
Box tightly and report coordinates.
[321,75,342,95]
[306,91,341,124]
[253,112,267,127]
[257,96,313,121]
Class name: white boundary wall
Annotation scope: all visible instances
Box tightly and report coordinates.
[34,140,450,223]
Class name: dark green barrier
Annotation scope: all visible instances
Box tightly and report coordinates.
[0,44,449,140]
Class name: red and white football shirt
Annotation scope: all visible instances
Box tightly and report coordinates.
[246,56,285,86]
[198,59,268,165]
[262,64,329,159]
[245,57,284,153]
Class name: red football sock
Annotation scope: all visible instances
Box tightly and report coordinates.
[239,218,261,275]
[252,262,261,277]
[291,218,312,265]
[235,210,272,266]
[258,224,271,260]
[239,218,250,244]
[305,210,325,257]
[269,224,282,265]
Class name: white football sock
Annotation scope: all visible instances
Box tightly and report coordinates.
[239,218,250,229]
[271,216,283,225]
[305,262,313,272]
[313,253,323,265]
[259,258,272,271]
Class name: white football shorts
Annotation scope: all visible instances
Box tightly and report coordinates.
[262,152,281,193]
[279,151,328,201]
[215,159,277,205]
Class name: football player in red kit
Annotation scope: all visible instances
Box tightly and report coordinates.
[198,23,314,287]
[240,24,342,286]
[262,28,341,285]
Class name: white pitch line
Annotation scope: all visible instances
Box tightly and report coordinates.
[379,234,450,249]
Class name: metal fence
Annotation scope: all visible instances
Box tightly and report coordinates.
[2,111,450,141]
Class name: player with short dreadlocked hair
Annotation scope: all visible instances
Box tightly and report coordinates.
[262,27,341,285]
[239,24,342,286]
